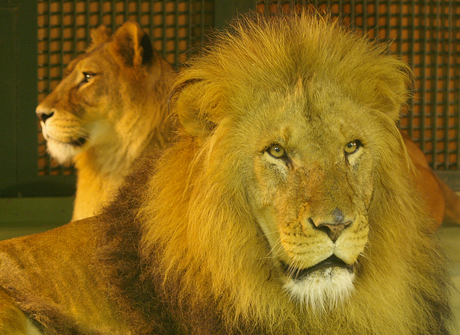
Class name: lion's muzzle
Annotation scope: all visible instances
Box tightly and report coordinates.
[307,208,353,243]
[36,108,55,124]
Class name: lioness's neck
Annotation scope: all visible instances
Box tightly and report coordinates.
[70,69,175,221]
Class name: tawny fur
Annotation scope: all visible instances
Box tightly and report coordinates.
[0,12,452,335]
[402,132,445,228]
[36,21,177,221]
[403,131,460,228]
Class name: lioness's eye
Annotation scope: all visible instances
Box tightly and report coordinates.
[268,144,286,159]
[82,72,94,83]
[344,140,362,155]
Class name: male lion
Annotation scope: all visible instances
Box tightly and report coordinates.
[0,13,452,334]
[36,21,176,221]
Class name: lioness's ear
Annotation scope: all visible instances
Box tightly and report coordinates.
[172,79,220,138]
[110,21,154,67]
[90,25,112,46]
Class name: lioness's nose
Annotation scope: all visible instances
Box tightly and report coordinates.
[36,106,54,123]
[310,208,352,242]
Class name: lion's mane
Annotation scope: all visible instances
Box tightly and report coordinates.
[100,13,452,334]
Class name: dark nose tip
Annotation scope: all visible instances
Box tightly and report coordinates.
[309,208,352,243]
[37,110,54,123]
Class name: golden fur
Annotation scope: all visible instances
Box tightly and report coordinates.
[0,13,452,334]
[36,21,176,221]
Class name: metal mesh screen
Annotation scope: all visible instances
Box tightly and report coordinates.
[37,0,214,176]
[256,0,460,172]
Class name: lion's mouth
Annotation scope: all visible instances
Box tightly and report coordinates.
[41,125,88,147]
[47,136,88,147]
[281,255,354,281]
[69,137,87,147]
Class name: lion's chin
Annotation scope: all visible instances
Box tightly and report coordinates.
[282,256,355,311]
[46,137,86,164]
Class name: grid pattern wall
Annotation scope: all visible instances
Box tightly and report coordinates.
[37,0,214,176]
[257,0,460,172]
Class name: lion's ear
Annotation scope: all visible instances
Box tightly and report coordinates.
[370,61,413,124]
[173,80,220,138]
[110,21,154,67]
[90,25,112,45]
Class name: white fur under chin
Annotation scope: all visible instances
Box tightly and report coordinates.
[46,138,83,164]
[283,267,355,312]
[26,318,43,335]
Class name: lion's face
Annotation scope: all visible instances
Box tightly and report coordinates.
[37,49,117,163]
[172,13,413,319]
[240,81,376,309]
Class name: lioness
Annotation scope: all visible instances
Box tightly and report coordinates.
[0,12,451,334]
[403,132,460,228]
[36,21,176,221]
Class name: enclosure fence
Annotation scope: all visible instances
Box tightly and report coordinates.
[37,0,460,188]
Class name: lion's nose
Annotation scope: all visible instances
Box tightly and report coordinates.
[309,208,352,242]
[36,107,54,123]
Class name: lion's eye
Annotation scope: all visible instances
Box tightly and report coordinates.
[268,144,286,159]
[344,140,362,155]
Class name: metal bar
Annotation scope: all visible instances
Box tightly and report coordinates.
[162,0,167,57]
[99,0,104,27]
[86,0,91,45]
[45,0,51,99]
[363,0,368,32]
[431,1,440,168]
[350,0,355,28]
[188,0,192,51]
[444,0,453,169]
[386,0,391,46]
[45,0,52,175]
[420,0,428,153]
[374,0,379,40]
[111,0,116,32]
[174,0,180,66]
[149,0,154,39]
[457,74,460,171]
[200,0,206,43]
[73,0,78,56]
[396,0,403,64]
[408,0,416,138]
[58,0,66,175]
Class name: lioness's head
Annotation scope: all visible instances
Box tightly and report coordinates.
[169,13,411,311]
[37,21,170,164]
